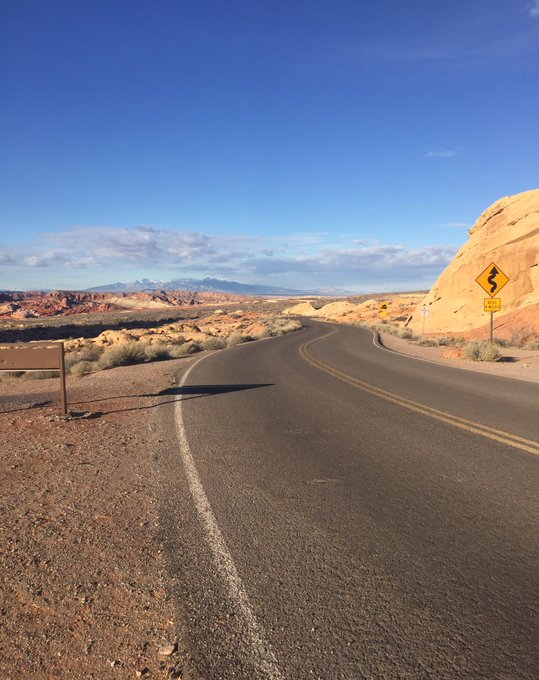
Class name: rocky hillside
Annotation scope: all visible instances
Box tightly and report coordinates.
[0,289,248,319]
[407,189,539,341]
[284,294,424,325]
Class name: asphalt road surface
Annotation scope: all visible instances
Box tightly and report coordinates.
[157,320,538,680]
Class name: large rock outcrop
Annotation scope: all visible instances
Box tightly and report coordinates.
[408,189,539,340]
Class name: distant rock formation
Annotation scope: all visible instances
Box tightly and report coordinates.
[285,295,423,324]
[407,189,539,341]
[0,289,248,319]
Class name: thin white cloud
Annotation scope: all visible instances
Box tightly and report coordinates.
[530,1,539,17]
[0,225,459,290]
[425,149,457,159]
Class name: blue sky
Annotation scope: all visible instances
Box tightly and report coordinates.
[1,0,538,292]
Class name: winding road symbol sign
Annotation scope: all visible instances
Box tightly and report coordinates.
[476,262,509,298]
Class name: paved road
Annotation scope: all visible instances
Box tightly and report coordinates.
[157,321,538,679]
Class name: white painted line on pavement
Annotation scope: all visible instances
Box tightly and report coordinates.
[174,354,285,680]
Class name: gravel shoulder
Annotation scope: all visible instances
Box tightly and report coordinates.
[0,357,198,679]
[377,332,539,384]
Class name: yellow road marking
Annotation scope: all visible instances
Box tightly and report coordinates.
[299,330,539,456]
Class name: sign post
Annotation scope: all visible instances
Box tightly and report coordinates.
[0,342,67,415]
[420,304,429,335]
[476,263,509,343]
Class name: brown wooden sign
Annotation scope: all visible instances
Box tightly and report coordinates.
[0,342,67,415]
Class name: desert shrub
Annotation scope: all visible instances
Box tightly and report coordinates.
[226,333,248,347]
[144,343,171,362]
[69,360,96,377]
[437,337,455,346]
[463,340,500,362]
[523,340,539,350]
[201,337,226,351]
[377,324,400,336]
[167,334,186,346]
[25,370,59,380]
[275,319,303,334]
[65,345,103,372]
[0,371,25,381]
[97,342,146,369]
[168,341,202,358]
[417,338,438,346]
[252,328,273,340]
[398,328,418,340]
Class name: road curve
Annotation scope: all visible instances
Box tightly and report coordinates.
[157,320,538,680]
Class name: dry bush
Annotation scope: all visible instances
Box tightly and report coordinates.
[398,328,418,340]
[226,334,248,347]
[463,340,500,362]
[69,360,96,377]
[261,318,302,337]
[0,371,25,381]
[167,341,201,358]
[417,338,438,346]
[66,345,103,374]
[167,334,187,346]
[523,340,539,350]
[144,343,171,362]
[24,370,59,380]
[201,337,226,351]
[97,342,147,369]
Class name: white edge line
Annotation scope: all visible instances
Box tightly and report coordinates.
[174,352,285,680]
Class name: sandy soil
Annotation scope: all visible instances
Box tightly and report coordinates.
[378,332,539,384]
[0,357,196,679]
[1,329,536,679]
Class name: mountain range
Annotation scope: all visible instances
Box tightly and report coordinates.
[87,277,349,296]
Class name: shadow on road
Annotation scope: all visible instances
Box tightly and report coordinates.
[152,383,274,397]
[0,383,274,416]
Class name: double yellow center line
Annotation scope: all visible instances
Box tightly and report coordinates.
[299,330,539,456]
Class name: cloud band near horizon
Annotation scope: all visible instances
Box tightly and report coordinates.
[0,224,460,291]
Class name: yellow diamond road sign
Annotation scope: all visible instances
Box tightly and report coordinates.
[476,262,509,298]
[484,298,502,312]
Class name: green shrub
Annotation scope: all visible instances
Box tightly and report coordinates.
[97,342,146,369]
[463,340,500,362]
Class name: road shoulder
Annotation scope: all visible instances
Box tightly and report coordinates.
[376,330,539,383]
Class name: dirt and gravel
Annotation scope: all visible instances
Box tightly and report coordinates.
[1,322,537,679]
[0,357,197,679]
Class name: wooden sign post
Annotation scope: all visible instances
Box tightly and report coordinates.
[0,342,67,415]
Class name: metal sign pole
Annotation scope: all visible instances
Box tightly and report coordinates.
[58,342,67,415]
[490,312,494,344]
